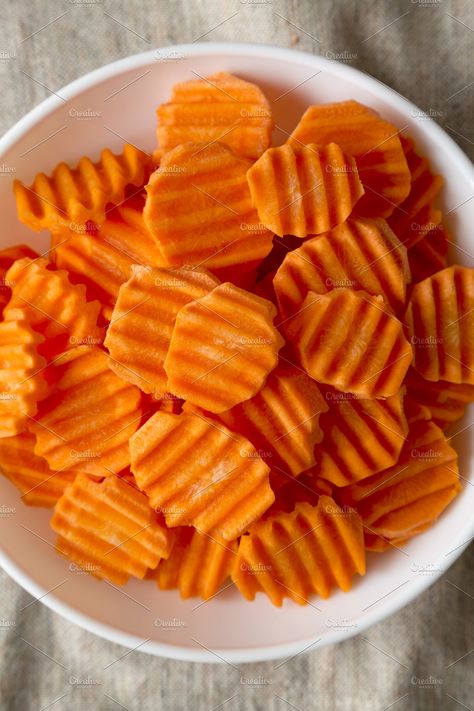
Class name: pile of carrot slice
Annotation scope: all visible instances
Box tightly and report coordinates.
[1,71,472,606]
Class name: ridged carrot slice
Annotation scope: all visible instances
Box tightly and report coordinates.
[315,387,408,487]
[30,346,142,476]
[164,282,284,412]
[288,100,410,217]
[246,142,364,238]
[143,142,274,269]
[0,431,75,506]
[273,217,410,321]
[0,244,39,312]
[404,266,474,383]
[51,474,174,584]
[286,289,413,398]
[387,137,443,249]
[104,265,219,395]
[154,527,237,599]
[3,258,103,359]
[215,362,328,477]
[14,144,153,232]
[129,411,274,541]
[157,71,273,160]
[232,496,365,606]
[0,318,48,437]
[53,196,166,308]
[340,419,459,542]
[404,368,474,430]
[407,223,449,283]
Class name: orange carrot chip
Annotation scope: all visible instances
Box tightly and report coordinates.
[0,431,75,506]
[0,244,39,313]
[154,527,237,600]
[286,289,413,398]
[130,411,274,541]
[143,142,274,269]
[164,282,284,412]
[273,217,410,321]
[157,71,273,160]
[232,496,365,606]
[3,258,103,359]
[288,100,410,217]
[387,137,443,249]
[51,474,174,584]
[0,318,48,437]
[404,265,474,384]
[104,265,219,394]
[246,142,364,237]
[215,362,328,477]
[315,387,408,487]
[404,368,474,430]
[14,144,152,232]
[340,419,460,544]
[30,346,142,476]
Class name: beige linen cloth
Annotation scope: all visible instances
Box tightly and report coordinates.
[0,1,472,709]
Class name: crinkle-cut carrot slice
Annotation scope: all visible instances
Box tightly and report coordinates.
[286,289,412,398]
[51,474,174,584]
[232,496,365,606]
[164,282,284,413]
[246,142,364,238]
[30,346,142,476]
[213,362,328,477]
[404,265,474,384]
[129,411,274,541]
[0,431,75,506]
[288,100,410,218]
[407,223,449,283]
[154,527,237,599]
[339,419,460,542]
[143,142,274,269]
[157,71,273,160]
[0,318,49,437]
[387,137,443,249]
[404,368,474,430]
[315,387,408,487]
[273,217,409,322]
[14,144,153,232]
[3,258,103,359]
[53,197,166,308]
[0,244,39,313]
[104,265,220,395]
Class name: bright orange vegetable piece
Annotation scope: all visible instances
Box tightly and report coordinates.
[143,143,274,269]
[273,217,409,321]
[3,258,103,359]
[164,282,284,412]
[232,496,366,606]
[129,411,274,541]
[51,474,174,584]
[0,432,75,506]
[30,346,142,476]
[288,100,410,217]
[104,265,219,395]
[14,144,153,232]
[154,527,237,600]
[286,289,413,398]
[404,266,474,383]
[157,71,273,160]
[246,142,364,237]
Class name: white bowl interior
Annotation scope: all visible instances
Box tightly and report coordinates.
[0,43,473,663]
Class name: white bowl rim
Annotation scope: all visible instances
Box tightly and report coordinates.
[0,41,473,664]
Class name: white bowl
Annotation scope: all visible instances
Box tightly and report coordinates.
[0,42,473,664]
